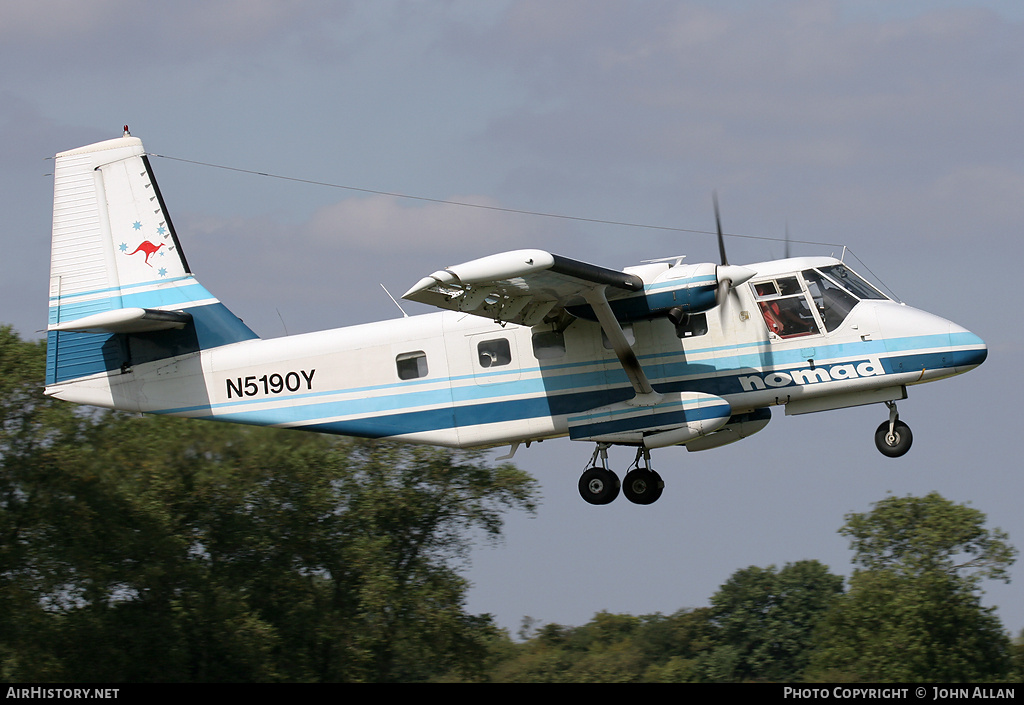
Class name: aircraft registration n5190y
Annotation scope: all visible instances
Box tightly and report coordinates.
[44,132,988,506]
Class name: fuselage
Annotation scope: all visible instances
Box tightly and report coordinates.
[46,256,987,450]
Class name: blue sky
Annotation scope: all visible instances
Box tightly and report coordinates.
[3,1,1022,637]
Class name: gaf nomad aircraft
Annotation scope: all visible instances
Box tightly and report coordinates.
[44,132,988,505]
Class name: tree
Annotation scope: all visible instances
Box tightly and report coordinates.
[703,560,843,681]
[808,493,1016,682]
[488,609,716,683]
[840,491,1016,586]
[0,326,539,682]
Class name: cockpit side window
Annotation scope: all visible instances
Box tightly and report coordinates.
[750,276,821,338]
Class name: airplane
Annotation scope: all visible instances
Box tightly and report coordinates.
[43,131,988,505]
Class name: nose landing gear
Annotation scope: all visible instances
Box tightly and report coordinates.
[875,400,913,458]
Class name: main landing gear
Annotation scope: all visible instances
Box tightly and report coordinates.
[578,444,665,506]
[875,400,913,458]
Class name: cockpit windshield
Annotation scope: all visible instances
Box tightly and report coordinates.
[816,264,887,301]
[802,270,857,332]
[751,263,889,337]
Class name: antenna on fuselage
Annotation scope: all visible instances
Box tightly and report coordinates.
[381,283,409,318]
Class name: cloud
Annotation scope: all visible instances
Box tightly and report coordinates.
[301,193,544,255]
[173,190,587,335]
[468,3,1023,169]
[0,1,352,73]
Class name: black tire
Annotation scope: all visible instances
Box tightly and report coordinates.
[875,420,913,458]
[578,467,621,505]
[623,469,665,505]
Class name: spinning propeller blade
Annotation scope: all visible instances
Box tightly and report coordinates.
[714,192,728,266]
[712,194,755,306]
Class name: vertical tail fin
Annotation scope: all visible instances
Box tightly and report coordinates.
[46,134,257,387]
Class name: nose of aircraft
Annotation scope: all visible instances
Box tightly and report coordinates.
[873,302,987,377]
[949,322,988,372]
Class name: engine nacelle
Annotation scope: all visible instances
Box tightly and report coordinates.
[565,262,755,323]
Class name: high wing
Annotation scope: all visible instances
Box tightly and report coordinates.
[403,249,756,403]
[401,249,644,327]
[403,249,661,400]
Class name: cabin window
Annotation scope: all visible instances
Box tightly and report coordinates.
[674,312,709,339]
[396,351,428,380]
[601,323,635,349]
[478,338,512,368]
[532,330,566,359]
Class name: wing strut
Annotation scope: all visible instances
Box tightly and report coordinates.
[582,286,662,406]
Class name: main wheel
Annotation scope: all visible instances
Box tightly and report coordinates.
[875,420,913,458]
[623,469,665,505]
[578,467,620,505]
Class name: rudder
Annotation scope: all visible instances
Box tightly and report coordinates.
[46,132,257,389]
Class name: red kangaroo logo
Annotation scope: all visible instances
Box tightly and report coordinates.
[127,240,164,267]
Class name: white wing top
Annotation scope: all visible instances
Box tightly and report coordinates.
[401,248,644,326]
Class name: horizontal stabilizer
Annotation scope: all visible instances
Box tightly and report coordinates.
[48,307,192,334]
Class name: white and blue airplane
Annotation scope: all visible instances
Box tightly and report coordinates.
[44,132,988,505]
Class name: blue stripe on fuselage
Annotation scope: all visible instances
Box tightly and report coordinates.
[128,328,982,442]
[46,302,257,384]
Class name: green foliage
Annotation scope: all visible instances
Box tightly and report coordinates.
[488,495,1017,684]
[0,326,538,682]
[705,560,843,681]
[1013,630,1024,681]
[807,493,1017,683]
[808,570,1012,682]
[491,609,715,683]
[840,491,1016,586]
[2,327,1018,682]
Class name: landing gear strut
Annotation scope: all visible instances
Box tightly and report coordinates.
[875,400,913,458]
[577,444,664,505]
[623,447,664,505]
[578,444,620,505]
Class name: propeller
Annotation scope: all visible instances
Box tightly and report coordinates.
[714,192,729,267]
[712,193,755,306]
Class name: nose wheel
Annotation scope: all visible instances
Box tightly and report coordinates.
[875,401,913,458]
